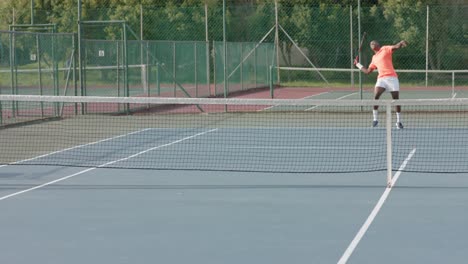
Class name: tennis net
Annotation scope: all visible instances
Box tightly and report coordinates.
[0,64,211,98]
[271,66,468,99]
[1,95,468,182]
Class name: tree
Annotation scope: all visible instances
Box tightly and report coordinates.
[380,0,467,69]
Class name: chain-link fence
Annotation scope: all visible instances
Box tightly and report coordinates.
[0,2,466,101]
[0,30,76,124]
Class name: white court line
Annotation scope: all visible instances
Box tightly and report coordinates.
[259,92,329,111]
[305,92,358,111]
[337,148,417,264]
[303,92,330,99]
[0,128,153,169]
[223,146,381,150]
[0,129,217,202]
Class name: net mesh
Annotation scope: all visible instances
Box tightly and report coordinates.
[1,95,467,174]
[273,67,468,99]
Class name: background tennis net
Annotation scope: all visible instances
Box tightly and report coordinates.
[1,95,467,179]
[271,66,468,99]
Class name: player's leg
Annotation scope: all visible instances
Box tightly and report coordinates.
[391,91,401,112]
[372,86,386,127]
[388,77,403,129]
[391,91,403,129]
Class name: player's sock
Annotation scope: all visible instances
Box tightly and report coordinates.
[396,112,403,129]
[373,110,378,121]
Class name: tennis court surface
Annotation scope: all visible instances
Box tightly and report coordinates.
[1,95,468,264]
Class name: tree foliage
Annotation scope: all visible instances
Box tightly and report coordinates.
[0,0,466,69]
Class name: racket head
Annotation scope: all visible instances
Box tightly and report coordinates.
[358,32,367,52]
[356,32,367,62]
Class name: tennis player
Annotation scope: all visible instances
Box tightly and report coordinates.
[354,40,408,129]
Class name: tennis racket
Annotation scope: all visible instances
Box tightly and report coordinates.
[354,32,367,63]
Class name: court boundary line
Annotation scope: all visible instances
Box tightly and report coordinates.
[222,145,382,150]
[0,128,153,169]
[0,129,217,202]
[259,91,329,111]
[305,92,358,111]
[336,148,417,264]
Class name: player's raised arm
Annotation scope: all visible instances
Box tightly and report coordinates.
[391,40,408,50]
[354,56,374,75]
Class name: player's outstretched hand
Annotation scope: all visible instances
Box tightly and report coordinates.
[353,56,359,65]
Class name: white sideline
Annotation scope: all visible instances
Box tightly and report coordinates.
[337,148,417,264]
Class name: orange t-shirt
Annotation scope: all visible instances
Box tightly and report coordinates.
[368,46,397,79]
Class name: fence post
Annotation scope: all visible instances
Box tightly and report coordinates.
[223,0,228,101]
[173,41,176,97]
[195,42,198,97]
[240,42,243,91]
[275,0,280,85]
[269,65,274,98]
[213,40,217,96]
[157,62,160,96]
[36,34,44,117]
[350,6,354,89]
[425,5,429,88]
[77,0,85,113]
[205,3,211,96]
[358,0,363,100]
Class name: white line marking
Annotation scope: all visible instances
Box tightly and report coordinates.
[223,146,381,150]
[305,92,357,111]
[0,129,217,202]
[100,129,218,166]
[337,148,416,264]
[259,92,329,111]
[0,168,95,201]
[0,128,153,168]
[303,92,330,99]
[452,93,457,99]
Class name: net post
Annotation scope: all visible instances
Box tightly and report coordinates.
[386,102,393,187]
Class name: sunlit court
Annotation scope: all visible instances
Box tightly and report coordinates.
[0,1,467,264]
